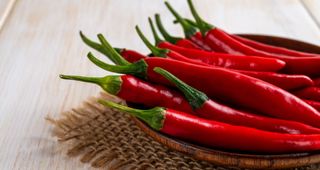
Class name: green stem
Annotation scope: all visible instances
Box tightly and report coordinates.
[87,52,148,80]
[59,74,122,95]
[148,17,162,45]
[164,1,197,38]
[135,25,169,57]
[97,34,131,65]
[113,47,124,54]
[98,100,165,130]
[80,31,108,57]
[187,0,214,35]
[153,67,208,109]
[155,14,180,44]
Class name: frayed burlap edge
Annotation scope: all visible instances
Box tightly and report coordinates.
[47,92,320,170]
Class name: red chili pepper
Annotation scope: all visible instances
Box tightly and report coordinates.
[118,48,312,90]
[186,0,320,77]
[100,100,320,154]
[115,48,147,63]
[59,74,194,114]
[304,100,320,112]
[204,28,320,76]
[157,41,285,72]
[293,87,320,102]
[85,34,320,128]
[134,24,311,91]
[232,35,318,57]
[154,67,320,134]
[237,70,313,90]
[175,39,202,50]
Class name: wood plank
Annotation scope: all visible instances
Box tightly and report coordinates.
[301,0,320,29]
[0,0,319,169]
[0,0,16,32]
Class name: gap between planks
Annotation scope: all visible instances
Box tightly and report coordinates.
[0,0,17,34]
[300,0,320,30]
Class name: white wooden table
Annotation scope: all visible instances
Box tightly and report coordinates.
[0,0,319,169]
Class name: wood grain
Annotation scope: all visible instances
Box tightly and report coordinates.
[301,0,320,28]
[0,0,16,32]
[0,0,319,169]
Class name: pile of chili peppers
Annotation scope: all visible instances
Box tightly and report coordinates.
[60,0,320,154]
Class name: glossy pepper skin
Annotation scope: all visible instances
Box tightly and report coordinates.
[59,74,194,114]
[154,67,320,134]
[293,87,320,102]
[304,100,320,112]
[205,28,320,76]
[158,41,286,72]
[118,48,312,90]
[232,35,318,57]
[175,39,203,50]
[100,100,320,154]
[88,47,320,128]
[186,0,320,77]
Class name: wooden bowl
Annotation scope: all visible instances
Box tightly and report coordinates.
[131,34,320,169]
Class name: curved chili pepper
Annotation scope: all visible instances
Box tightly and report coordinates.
[304,100,320,112]
[59,74,194,114]
[154,14,202,50]
[118,48,312,90]
[175,39,202,50]
[84,36,320,128]
[157,41,285,72]
[186,0,320,76]
[164,2,212,51]
[154,67,320,134]
[231,35,318,57]
[148,18,285,72]
[100,100,320,154]
[293,87,320,102]
[117,48,312,90]
[205,29,320,76]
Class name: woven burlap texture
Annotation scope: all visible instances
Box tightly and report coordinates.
[48,92,320,170]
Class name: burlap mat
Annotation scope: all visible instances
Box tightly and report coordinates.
[47,92,320,170]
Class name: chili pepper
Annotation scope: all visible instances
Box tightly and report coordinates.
[154,67,320,134]
[142,23,311,90]
[100,100,320,154]
[59,74,194,114]
[237,70,313,90]
[85,35,320,128]
[154,14,203,50]
[148,17,285,72]
[164,2,212,51]
[175,39,202,50]
[186,0,320,76]
[115,48,147,63]
[293,87,320,102]
[231,35,318,57]
[304,100,320,112]
[116,47,312,90]
[157,41,285,72]
[177,16,318,57]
